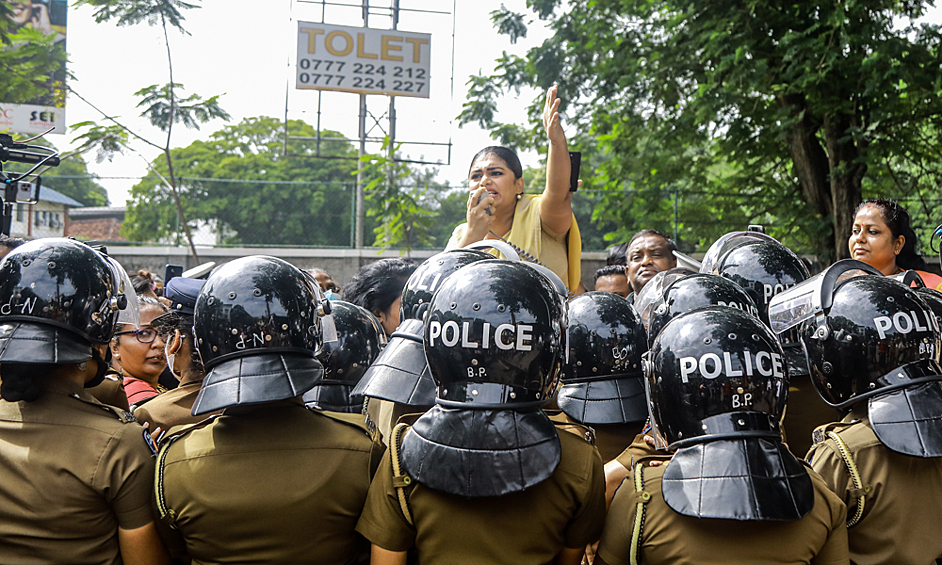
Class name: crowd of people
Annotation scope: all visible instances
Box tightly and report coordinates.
[1,86,942,565]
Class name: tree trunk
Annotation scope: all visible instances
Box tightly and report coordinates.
[823,112,865,261]
[780,95,834,259]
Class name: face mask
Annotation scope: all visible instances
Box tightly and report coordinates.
[84,347,112,389]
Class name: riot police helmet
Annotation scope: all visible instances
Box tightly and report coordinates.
[558,292,648,424]
[191,255,328,415]
[769,259,942,457]
[647,305,813,521]
[400,260,565,497]
[303,300,386,413]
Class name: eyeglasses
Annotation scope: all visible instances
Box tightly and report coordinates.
[115,327,160,344]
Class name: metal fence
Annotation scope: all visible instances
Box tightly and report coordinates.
[49,176,942,260]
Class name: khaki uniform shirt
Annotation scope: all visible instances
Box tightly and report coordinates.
[783,374,841,457]
[87,371,130,411]
[0,374,155,565]
[598,459,849,565]
[155,401,383,564]
[356,427,607,564]
[552,410,642,463]
[807,408,942,565]
[134,372,216,433]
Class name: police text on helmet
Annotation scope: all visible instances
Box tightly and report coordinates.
[679,350,785,383]
[873,310,935,340]
[427,320,533,351]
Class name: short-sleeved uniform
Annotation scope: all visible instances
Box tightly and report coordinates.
[0,374,156,564]
[134,372,215,432]
[550,410,643,463]
[807,408,942,565]
[598,459,849,565]
[356,426,607,565]
[155,401,383,564]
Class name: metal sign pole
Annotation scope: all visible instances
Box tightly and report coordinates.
[354,0,370,249]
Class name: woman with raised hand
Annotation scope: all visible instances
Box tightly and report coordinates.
[447,85,584,294]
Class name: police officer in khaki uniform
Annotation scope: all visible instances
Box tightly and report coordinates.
[353,248,492,441]
[556,291,649,462]
[357,260,606,565]
[153,256,383,564]
[302,300,386,413]
[771,260,942,565]
[0,238,169,565]
[597,306,849,565]
[134,277,213,432]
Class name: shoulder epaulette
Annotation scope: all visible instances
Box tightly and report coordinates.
[811,423,869,528]
[314,409,379,441]
[554,420,596,445]
[811,420,855,446]
[73,393,136,423]
[159,414,220,445]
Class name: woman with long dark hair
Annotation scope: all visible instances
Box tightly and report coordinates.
[849,198,942,289]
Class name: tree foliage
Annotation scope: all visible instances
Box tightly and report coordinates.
[0,4,68,106]
[123,117,361,245]
[462,0,942,259]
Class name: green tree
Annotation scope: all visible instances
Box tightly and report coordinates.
[0,4,68,106]
[124,117,359,245]
[70,0,228,259]
[462,1,942,260]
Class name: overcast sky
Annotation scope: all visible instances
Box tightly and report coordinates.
[59,0,555,206]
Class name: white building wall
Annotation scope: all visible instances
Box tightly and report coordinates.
[8,201,69,238]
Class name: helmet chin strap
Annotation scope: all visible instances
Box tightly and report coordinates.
[84,347,113,389]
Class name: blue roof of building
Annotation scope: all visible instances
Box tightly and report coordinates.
[40,186,83,207]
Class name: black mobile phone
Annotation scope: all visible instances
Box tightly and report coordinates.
[476,192,493,215]
[569,151,581,192]
[164,264,184,284]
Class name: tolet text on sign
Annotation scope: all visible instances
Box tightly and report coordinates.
[296,22,431,98]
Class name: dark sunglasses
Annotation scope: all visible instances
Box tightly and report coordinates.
[115,327,160,344]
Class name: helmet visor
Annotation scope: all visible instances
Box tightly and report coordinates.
[643,353,670,451]
[634,268,693,331]
[768,259,881,334]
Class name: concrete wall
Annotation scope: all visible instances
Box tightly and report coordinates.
[104,246,613,291]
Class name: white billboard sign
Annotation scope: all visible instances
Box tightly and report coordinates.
[296,22,430,98]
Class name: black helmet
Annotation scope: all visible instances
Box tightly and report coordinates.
[303,300,386,413]
[709,239,811,377]
[699,230,779,275]
[400,248,493,321]
[424,259,563,407]
[632,267,698,331]
[0,238,125,364]
[647,306,813,521]
[770,260,942,457]
[558,292,648,425]
[915,287,942,331]
[400,260,565,497]
[191,255,328,415]
[646,273,760,348]
[353,249,491,406]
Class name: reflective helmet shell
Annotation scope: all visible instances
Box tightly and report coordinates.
[315,300,386,385]
[713,240,810,325]
[801,275,941,408]
[0,238,121,344]
[424,260,563,407]
[566,291,646,382]
[400,249,492,322]
[648,306,787,447]
[647,273,760,348]
[915,287,942,333]
[194,255,323,369]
